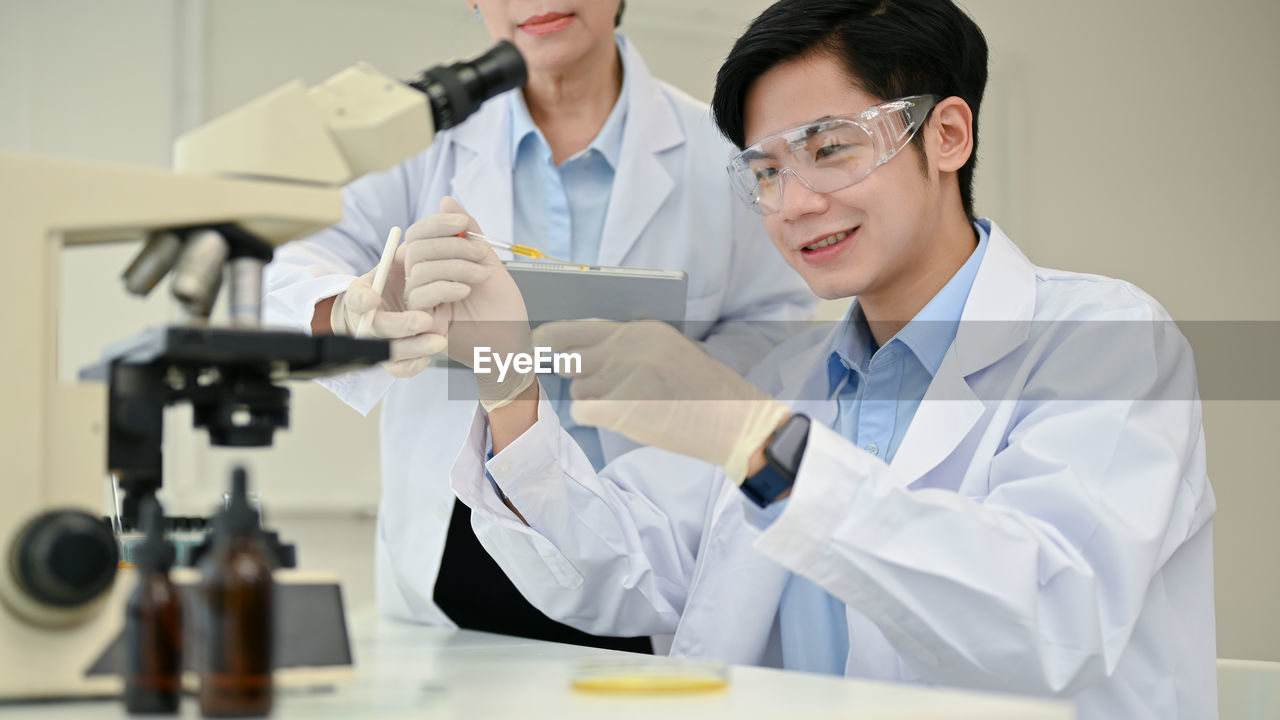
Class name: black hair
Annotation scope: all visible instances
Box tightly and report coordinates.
[615,0,626,27]
[712,0,988,219]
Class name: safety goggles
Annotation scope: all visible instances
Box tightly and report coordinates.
[726,94,939,215]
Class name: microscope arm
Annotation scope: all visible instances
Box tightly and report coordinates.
[172,40,525,187]
[173,63,435,186]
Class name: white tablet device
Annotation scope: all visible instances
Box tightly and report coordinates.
[504,261,688,327]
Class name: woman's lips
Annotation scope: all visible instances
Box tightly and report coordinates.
[520,12,574,35]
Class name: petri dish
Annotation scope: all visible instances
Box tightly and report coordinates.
[570,658,729,694]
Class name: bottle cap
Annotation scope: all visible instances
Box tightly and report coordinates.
[134,496,175,572]
[217,467,260,537]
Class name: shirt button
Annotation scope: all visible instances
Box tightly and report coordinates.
[865,443,879,457]
[495,461,512,476]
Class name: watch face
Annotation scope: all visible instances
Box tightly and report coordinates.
[767,415,810,472]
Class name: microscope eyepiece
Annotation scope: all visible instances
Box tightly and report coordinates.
[409,40,527,132]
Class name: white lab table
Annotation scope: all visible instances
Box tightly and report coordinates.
[4,612,1073,719]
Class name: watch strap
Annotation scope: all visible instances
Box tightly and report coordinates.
[740,461,793,508]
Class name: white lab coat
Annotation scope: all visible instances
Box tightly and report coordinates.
[262,37,814,627]
[450,223,1217,719]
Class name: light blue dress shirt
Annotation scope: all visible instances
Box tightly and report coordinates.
[774,220,990,676]
[508,39,630,469]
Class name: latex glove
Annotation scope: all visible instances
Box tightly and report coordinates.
[329,245,444,378]
[403,197,534,410]
[534,320,790,483]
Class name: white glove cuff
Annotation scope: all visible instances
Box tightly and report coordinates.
[723,400,792,485]
[479,370,537,412]
[329,292,349,336]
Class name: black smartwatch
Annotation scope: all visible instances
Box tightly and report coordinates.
[739,414,811,507]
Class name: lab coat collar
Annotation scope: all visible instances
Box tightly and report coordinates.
[445,34,678,264]
[951,219,1035,373]
[448,74,512,159]
[595,34,682,266]
[447,88,517,245]
[890,220,1034,483]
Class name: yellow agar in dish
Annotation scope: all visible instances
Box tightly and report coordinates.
[570,660,729,694]
[571,673,728,694]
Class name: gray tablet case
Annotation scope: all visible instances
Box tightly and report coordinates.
[504,261,688,327]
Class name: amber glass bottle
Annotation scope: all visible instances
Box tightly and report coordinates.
[198,468,273,717]
[124,496,182,714]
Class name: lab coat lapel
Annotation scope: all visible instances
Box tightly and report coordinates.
[889,353,984,484]
[447,95,515,245]
[596,40,681,267]
[890,222,1035,484]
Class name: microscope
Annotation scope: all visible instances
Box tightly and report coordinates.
[0,41,525,700]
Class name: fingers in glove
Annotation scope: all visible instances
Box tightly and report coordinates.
[428,303,452,336]
[384,355,434,379]
[546,323,656,378]
[567,360,630,400]
[369,309,435,339]
[401,195,480,244]
[404,212,473,244]
[406,279,472,311]
[342,278,383,315]
[569,397,634,433]
[406,257,490,290]
[389,332,447,362]
[403,234,490,266]
[561,341,623,378]
[533,320,625,355]
[439,196,482,231]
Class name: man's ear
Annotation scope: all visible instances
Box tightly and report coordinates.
[929,97,974,173]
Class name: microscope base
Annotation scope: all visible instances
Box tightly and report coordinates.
[0,569,353,702]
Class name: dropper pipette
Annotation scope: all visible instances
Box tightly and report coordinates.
[464,231,578,266]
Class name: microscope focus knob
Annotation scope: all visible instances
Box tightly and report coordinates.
[10,510,118,608]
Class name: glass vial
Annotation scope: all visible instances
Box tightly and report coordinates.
[124,496,182,714]
[198,467,274,717]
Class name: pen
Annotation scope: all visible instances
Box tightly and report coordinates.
[355,226,402,338]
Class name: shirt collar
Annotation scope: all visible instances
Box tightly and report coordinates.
[826,219,991,394]
[826,302,875,396]
[507,34,631,168]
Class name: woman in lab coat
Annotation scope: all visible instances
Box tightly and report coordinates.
[262,0,813,650]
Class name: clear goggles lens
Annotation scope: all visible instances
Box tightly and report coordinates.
[727,94,939,215]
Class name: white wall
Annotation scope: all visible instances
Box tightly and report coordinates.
[963,0,1280,665]
[2,0,1276,661]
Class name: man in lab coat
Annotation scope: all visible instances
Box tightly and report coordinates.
[263,1,813,652]
[418,0,1216,716]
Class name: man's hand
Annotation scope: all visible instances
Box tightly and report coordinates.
[534,320,790,482]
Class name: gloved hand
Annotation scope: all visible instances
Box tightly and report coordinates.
[533,320,791,483]
[402,197,535,411]
[329,245,444,378]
